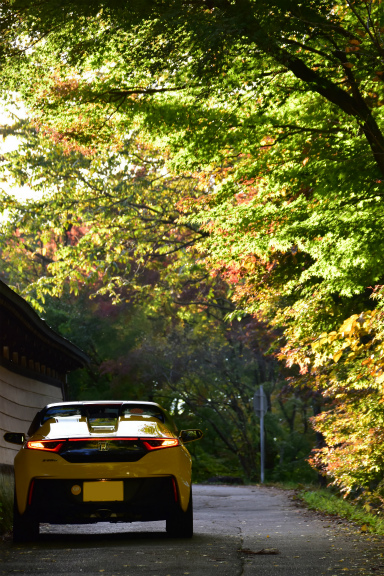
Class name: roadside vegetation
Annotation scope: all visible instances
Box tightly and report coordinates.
[0,474,13,536]
[298,487,384,536]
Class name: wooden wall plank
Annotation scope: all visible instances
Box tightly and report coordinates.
[0,365,63,467]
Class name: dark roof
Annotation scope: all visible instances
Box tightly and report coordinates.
[0,279,89,371]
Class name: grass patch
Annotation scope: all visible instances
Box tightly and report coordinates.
[299,488,384,535]
[267,480,312,490]
[0,473,14,535]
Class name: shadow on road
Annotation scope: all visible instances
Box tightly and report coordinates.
[37,530,169,545]
[12,525,210,548]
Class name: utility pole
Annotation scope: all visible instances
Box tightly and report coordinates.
[253,385,268,483]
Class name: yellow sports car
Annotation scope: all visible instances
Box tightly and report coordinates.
[4,401,203,542]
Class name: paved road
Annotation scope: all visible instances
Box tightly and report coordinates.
[1,485,383,575]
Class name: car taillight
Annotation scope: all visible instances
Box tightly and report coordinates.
[26,440,64,452]
[142,438,179,450]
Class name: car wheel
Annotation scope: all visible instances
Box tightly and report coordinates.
[166,488,193,538]
[13,489,39,543]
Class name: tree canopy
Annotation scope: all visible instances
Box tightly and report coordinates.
[3,0,384,302]
[0,120,214,308]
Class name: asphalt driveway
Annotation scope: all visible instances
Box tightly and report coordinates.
[1,484,383,575]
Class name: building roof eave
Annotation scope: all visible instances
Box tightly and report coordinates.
[0,279,90,369]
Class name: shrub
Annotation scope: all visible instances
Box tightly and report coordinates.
[0,473,14,535]
[300,488,384,535]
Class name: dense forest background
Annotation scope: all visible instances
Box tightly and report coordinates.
[1,0,384,500]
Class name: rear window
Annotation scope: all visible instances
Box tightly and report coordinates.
[27,405,83,435]
[30,403,169,433]
[84,405,120,423]
[121,404,165,423]
[41,406,82,423]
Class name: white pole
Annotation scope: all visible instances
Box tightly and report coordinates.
[260,384,265,484]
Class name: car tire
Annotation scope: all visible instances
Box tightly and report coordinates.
[13,489,39,543]
[166,488,193,538]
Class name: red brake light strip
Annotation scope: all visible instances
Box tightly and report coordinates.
[26,440,64,452]
[26,437,178,451]
[142,439,179,450]
[67,437,139,441]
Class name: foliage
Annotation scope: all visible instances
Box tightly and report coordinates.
[40,290,150,400]
[3,0,384,493]
[99,304,325,480]
[300,488,384,535]
[269,430,318,484]
[4,2,384,310]
[3,0,384,308]
[291,302,384,495]
[0,121,214,310]
[100,312,273,480]
[0,473,13,535]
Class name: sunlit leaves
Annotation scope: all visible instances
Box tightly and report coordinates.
[0,121,227,318]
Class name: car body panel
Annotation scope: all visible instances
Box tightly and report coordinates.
[14,440,192,515]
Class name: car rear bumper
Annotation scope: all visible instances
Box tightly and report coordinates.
[28,476,178,524]
[14,446,192,515]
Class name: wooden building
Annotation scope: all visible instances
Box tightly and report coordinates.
[0,280,88,470]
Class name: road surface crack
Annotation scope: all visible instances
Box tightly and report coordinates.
[237,525,245,576]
